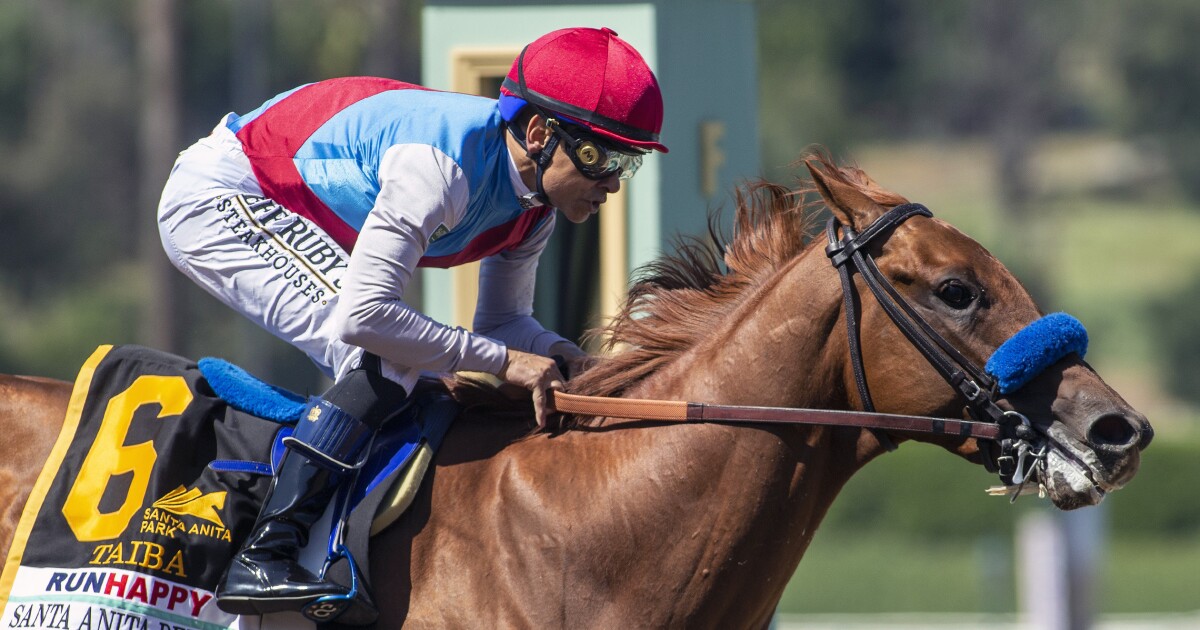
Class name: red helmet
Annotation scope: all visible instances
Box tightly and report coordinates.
[500,27,668,153]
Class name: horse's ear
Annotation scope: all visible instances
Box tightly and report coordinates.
[805,159,887,230]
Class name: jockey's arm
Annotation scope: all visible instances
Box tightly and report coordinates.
[473,218,576,354]
[333,145,508,377]
[334,144,571,425]
[475,217,589,426]
[474,220,592,364]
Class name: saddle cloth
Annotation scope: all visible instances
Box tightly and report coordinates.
[0,344,455,629]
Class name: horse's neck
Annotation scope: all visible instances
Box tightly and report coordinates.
[630,249,847,408]
[603,249,871,619]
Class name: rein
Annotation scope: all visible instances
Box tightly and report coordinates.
[552,202,1066,486]
[550,391,1003,440]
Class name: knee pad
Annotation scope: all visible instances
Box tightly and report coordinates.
[322,353,409,430]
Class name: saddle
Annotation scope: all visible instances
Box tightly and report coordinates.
[198,356,458,625]
[198,356,456,536]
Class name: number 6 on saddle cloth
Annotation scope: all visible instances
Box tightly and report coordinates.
[198,357,459,626]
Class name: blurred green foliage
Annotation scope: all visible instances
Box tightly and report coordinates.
[1117,0,1200,198]
[781,532,1200,614]
[758,0,1121,179]
[1151,273,1200,408]
[782,438,1200,613]
[826,437,1200,542]
[782,534,1018,613]
[1106,439,1200,537]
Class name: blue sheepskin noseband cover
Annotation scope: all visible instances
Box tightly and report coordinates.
[985,313,1088,394]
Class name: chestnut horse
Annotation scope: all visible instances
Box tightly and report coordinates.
[0,155,1152,628]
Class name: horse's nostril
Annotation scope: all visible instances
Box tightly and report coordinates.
[1088,413,1140,449]
[1137,423,1154,450]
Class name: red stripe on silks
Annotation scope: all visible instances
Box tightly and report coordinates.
[418,206,554,269]
[235,77,429,253]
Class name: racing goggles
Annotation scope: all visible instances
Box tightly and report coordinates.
[548,118,645,181]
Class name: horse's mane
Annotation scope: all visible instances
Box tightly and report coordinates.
[444,150,907,430]
[564,151,906,408]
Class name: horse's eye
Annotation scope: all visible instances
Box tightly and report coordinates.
[938,280,976,309]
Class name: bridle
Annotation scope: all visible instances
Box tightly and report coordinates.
[823,203,1045,487]
[826,204,1004,424]
[551,202,1049,489]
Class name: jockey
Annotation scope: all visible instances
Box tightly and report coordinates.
[155,27,667,618]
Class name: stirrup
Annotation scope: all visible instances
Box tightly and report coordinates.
[300,545,363,623]
[301,433,377,624]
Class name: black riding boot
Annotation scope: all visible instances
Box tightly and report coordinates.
[216,356,408,618]
[215,446,353,615]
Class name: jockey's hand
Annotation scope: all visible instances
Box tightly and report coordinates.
[497,349,566,429]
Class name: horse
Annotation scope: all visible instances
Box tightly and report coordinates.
[0,153,1152,628]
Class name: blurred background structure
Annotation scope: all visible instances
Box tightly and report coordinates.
[0,1,1195,627]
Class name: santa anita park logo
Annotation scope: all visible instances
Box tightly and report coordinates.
[141,486,231,543]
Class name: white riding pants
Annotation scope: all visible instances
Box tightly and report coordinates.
[157,116,417,390]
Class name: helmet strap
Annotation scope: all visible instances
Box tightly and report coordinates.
[506,114,558,208]
[530,133,560,207]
